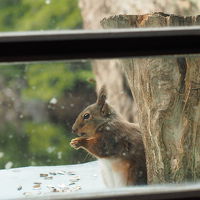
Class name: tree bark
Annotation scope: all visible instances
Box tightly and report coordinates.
[101,13,200,184]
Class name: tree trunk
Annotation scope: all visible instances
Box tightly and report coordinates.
[101,13,200,184]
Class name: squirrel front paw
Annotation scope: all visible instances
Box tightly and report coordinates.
[70,138,86,150]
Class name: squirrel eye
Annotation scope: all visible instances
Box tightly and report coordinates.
[83,113,90,120]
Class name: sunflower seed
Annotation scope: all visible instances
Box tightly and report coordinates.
[40,173,48,177]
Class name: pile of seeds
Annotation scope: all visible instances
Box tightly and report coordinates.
[19,170,82,196]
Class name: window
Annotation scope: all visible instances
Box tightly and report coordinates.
[0,1,200,200]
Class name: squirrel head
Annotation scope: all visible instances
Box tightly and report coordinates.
[72,85,116,137]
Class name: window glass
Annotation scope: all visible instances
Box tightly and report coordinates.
[0,55,200,198]
[0,61,95,168]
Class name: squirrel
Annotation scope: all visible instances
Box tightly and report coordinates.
[70,85,147,187]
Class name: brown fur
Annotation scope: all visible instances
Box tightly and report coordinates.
[70,86,147,186]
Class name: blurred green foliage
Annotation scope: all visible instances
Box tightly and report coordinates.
[23,63,93,101]
[0,0,82,31]
[0,120,83,168]
[23,121,73,166]
[0,1,95,169]
[0,123,29,168]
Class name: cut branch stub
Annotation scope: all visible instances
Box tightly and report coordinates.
[101,12,200,184]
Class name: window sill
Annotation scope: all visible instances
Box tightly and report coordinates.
[1,161,200,200]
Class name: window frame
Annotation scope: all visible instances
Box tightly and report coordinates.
[1,27,200,200]
[0,26,200,62]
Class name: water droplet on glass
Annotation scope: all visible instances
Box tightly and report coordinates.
[105,126,110,131]
[5,161,13,169]
[9,134,13,139]
[31,161,36,166]
[47,146,55,153]
[57,152,62,159]
[0,152,4,159]
[45,0,51,4]
[19,114,24,119]
[50,97,57,104]
[32,86,36,90]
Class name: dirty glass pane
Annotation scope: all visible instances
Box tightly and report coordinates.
[0,0,199,32]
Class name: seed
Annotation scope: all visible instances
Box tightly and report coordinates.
[49,172,57,175]
[69,176,80,183]
[40,173,48,177]
[52,188,59,192]
[23,192,32,196]
[57,171,65,175]
[17,185,22,191]
[67,171,76,175]
[33,184,41,189]
[44,176,53,180]
[72,185,81,191]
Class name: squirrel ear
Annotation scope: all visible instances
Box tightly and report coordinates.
[97,85,109,116]
[97,85,107,107]
[101,102,110,117]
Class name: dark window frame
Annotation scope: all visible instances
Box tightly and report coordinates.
[1,26,200,200]
[0,26,200,62]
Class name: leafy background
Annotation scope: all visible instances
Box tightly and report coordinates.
[0,0,96,169]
